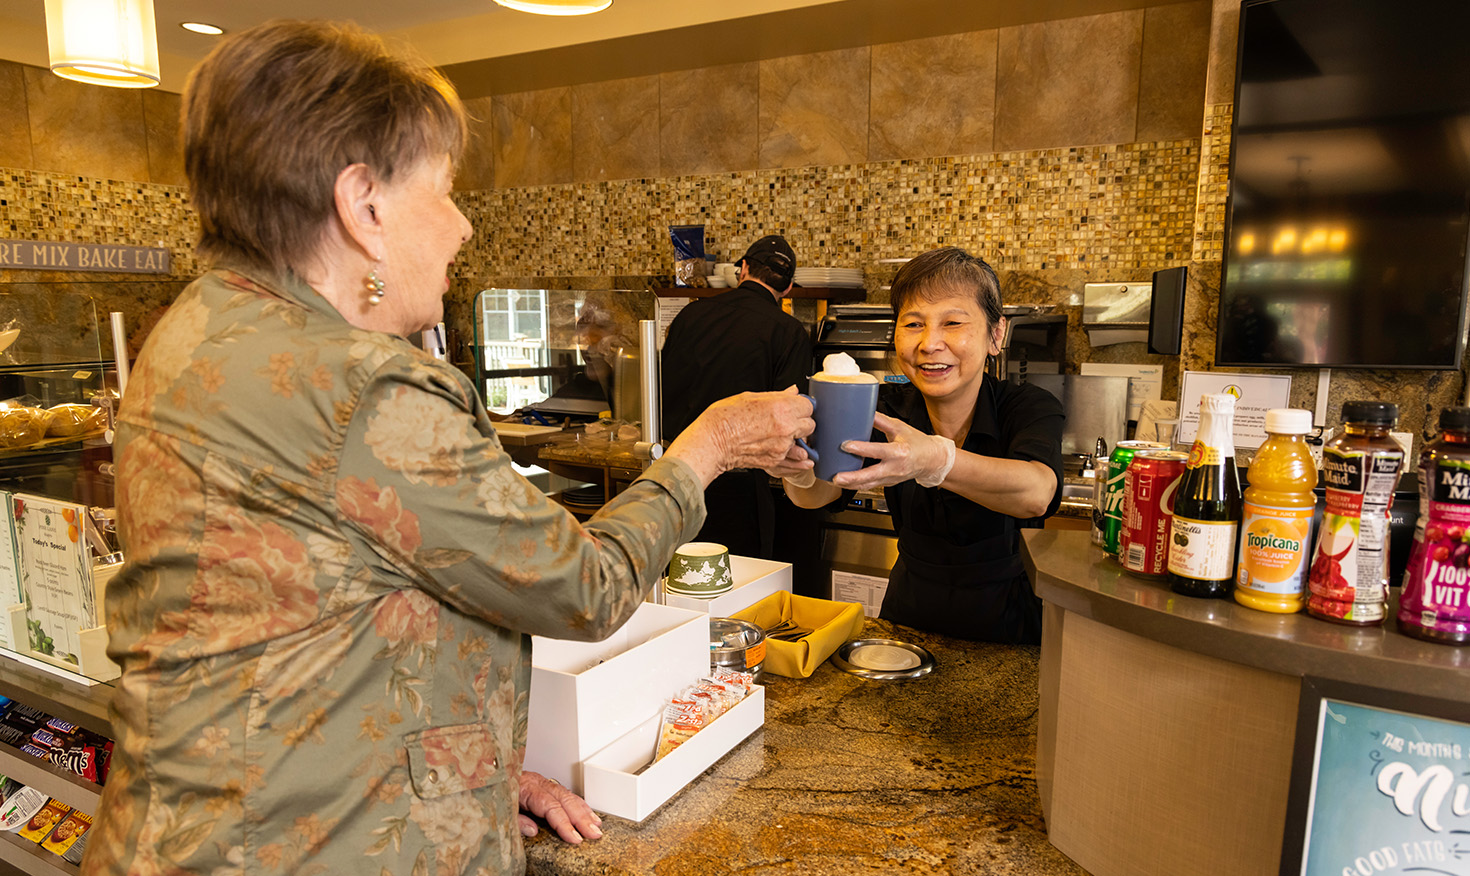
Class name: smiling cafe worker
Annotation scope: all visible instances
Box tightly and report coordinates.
[783,247,1064,644]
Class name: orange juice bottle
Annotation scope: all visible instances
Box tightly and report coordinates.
[1235,408,1318,612]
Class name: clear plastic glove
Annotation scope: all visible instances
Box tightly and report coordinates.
[518,770,603,844]
[831,412,956,490]
[665,387,815,487]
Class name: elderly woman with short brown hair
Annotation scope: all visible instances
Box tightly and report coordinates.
[82,20,812,876]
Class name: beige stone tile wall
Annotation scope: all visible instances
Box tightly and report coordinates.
[870,30,998,163]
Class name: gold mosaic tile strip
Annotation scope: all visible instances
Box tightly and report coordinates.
[1191,103,1233,262]
[455,138,1201,278]
[0,166,200,279]
[7,134,1203,285]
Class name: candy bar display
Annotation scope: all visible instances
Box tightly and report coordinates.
[0,695,114,785]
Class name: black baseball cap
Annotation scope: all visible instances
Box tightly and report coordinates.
[739,235,796,289]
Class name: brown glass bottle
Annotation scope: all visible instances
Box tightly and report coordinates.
[1306,401,1404,626]
[1168,393,1244,598]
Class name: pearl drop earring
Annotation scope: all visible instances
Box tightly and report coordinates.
[366,265,386,306]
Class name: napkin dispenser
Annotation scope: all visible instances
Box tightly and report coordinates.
[1083,282,1150,346]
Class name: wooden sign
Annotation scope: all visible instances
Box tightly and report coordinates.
[0,239,171,274]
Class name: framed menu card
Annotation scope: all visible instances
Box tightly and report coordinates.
[11,494,95,665]
[1281,676,1470,875]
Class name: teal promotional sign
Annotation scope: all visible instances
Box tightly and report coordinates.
[1299,697,1470,875]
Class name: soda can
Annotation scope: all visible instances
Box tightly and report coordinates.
[1101,441,1167,557]
[1119,449,1188,577]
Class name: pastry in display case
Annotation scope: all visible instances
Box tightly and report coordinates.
[0,291,118,508]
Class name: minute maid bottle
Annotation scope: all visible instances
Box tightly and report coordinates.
[1399,407,1470,644]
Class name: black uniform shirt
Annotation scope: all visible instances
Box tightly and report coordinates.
[877,374,1065,643]
[661,281,813,440]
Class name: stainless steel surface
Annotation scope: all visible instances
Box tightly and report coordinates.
[638,319,660,444]
[1056,479,1094,519]
[830,638,936,680]
[1027,374,1129,457]
[109,311,129,398]
[1082,282,1151,326]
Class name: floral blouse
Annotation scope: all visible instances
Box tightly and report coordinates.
[81,265,703,876]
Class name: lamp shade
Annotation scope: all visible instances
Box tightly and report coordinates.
[45,0,160,88]
[493,0,612,15]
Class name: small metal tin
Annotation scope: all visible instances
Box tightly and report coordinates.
[830,638,936,681]
[709,618,766,682]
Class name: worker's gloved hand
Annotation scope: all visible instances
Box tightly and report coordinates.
[831,413,957,491]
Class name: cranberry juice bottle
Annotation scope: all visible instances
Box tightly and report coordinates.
[1398,407,1470,644]
[1306,401,1404,625]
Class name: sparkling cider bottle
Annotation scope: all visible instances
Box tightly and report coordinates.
[1168,393,1243,598]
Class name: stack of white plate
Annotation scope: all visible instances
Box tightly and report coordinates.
[793,267,864,288]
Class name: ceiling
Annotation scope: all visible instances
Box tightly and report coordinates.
[1,0,1165,95]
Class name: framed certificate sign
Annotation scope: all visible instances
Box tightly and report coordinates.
[1281,676,1470,875]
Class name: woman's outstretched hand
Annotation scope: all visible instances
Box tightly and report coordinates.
[665,387,815,487]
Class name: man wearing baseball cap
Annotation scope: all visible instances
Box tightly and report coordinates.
[662,234,813,559]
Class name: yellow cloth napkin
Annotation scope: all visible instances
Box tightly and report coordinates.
[733,592,865,678]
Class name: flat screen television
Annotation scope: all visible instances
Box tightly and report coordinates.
[1217,0,1470,369]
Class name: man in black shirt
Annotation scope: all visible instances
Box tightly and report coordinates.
[662,234,814,558]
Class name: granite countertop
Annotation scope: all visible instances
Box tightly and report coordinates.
[524,618,1085,875]
[1023,528,1470,701]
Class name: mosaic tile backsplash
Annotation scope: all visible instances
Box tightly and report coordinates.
[451,137,1203,280]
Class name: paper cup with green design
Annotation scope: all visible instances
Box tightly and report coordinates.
[665,542,734,598]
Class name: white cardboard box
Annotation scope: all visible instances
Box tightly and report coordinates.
[582,685,765,822]
[661,555,791,616]
[525,602,708,793]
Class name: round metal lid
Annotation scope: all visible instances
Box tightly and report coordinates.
[830,638,936,680]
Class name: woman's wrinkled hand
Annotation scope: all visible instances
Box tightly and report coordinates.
[832,412,955,490]
[763,441,815,484]
[666,387,815,487]
[517,770,603,844]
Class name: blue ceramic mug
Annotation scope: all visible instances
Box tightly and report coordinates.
[797,376,880,482]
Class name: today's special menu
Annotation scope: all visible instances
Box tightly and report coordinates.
[1296,697,1470,875]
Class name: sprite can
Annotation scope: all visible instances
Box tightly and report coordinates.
[1100,440,1167,557]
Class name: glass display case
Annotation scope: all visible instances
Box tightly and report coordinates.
[0,291,117,510]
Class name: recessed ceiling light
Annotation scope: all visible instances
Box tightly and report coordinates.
[180,22,224,35]
[493,0,612,15]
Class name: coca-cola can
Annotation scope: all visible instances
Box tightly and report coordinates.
[1119,449,1188,577]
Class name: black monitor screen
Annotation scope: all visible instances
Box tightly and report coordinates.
[1217,0,1470,369]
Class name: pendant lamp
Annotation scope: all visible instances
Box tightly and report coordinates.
[45,0,160,88]
[493,0,613,15]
